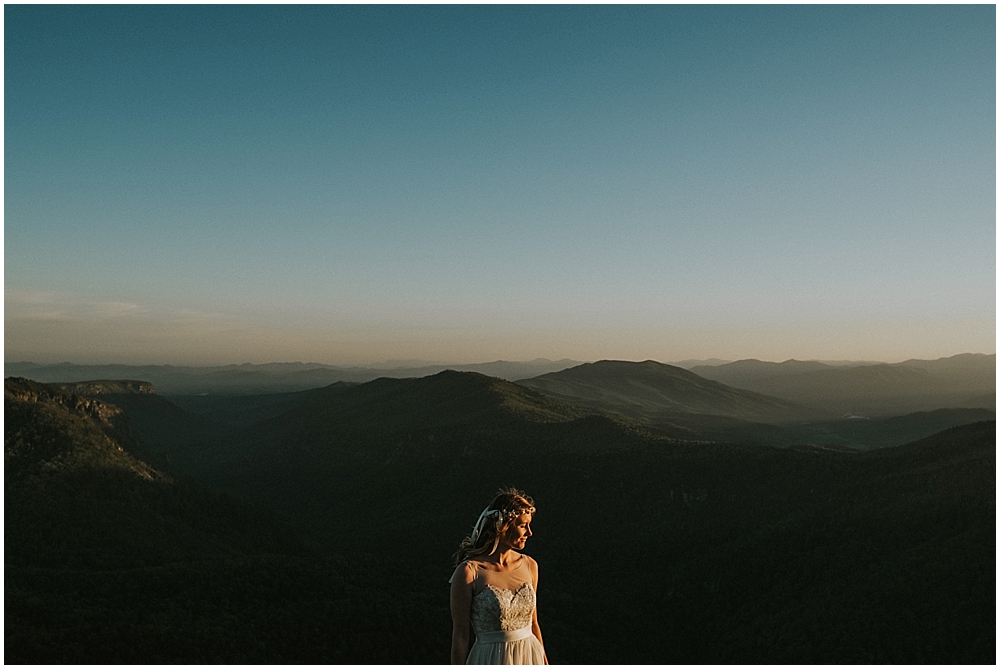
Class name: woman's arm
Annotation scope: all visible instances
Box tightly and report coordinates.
[527,557,548,664]
[450,562,475,664]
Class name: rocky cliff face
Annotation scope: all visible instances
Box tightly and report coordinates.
[5,377,149,464]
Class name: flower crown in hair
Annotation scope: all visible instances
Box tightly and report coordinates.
[468,505,535,545]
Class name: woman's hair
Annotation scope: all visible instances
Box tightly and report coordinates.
[454,487,536,565]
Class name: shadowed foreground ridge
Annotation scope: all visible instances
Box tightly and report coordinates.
[4,377,449,663]
[4,374,995,664]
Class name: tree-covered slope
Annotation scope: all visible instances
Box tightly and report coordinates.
[4,377,309,567]
[518,359,826,424]
[199,370,686,520]
[6,375,994,664]
[202,369,680,469]
[49,378,236,474]
[210,400,994,664]
[4,377,452,664]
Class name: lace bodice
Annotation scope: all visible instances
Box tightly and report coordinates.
[471,581,536,633]
[452,555,536,635]
[451,555,546,664]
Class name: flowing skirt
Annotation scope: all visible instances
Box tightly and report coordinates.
[467,626,545,665]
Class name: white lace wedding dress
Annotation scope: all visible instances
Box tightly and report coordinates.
[455,556,546,664]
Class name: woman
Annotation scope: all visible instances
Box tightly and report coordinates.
[450,488,547,665]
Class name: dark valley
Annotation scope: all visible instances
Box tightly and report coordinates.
[4,354,995,663]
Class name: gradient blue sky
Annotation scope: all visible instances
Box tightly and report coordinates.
[5,5,996,365]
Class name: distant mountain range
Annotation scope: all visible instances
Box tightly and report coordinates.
[690,353,995,416]
[4,358,585,394]
[8,354,991,416]
[515,359,994,447]
[26,354,995,455]
[668,357,733,368]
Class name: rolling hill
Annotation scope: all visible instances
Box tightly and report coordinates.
[690,354,995,415]
[205,369,673,467]
[197,370,685,514]
[517,359,828,425]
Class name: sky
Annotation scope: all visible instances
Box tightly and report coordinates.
[5,4,996,366]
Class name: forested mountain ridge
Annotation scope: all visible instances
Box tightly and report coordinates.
[5,377,155,477]
[5,377,453,664]
[5,358,584,394]
[50,378,225,474]
[691,353,995,415]
[5,375,995,663]
[205,369,677,469]
[517,359,828,423]
[197,370,692,518]
[293,369,597,428]
[9,353,991,414]
[899,351,996,373]
[4,377,311,567]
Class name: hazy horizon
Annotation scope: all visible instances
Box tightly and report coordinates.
[5,351,993,370]
[6,6,995,367]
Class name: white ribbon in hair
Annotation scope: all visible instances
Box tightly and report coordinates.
[469,506,501,545]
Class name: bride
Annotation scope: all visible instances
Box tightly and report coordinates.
[449,488,548,664]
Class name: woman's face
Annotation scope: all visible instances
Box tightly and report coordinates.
[504,512,533,550]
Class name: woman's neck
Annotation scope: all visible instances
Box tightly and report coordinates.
[488,545,518,567]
